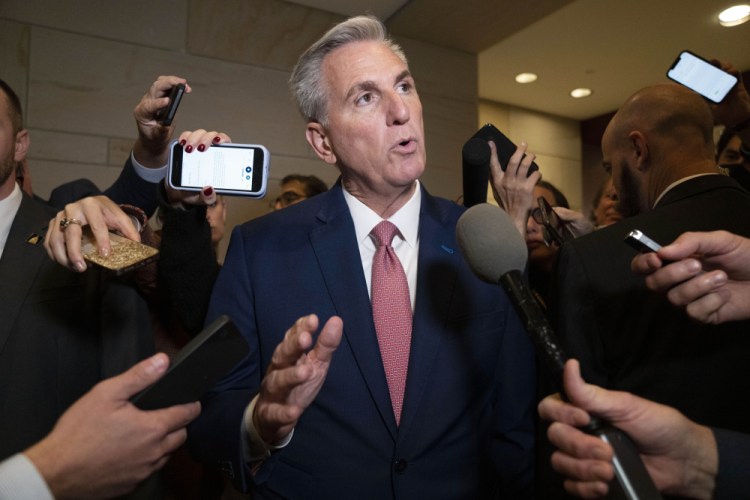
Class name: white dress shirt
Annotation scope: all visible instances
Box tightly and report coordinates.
[243,180,423,461]
[0,182,23,259]
[0,454,54,500]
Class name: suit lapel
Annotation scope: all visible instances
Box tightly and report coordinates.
[398,190,459,435]
[0,195,54,356]
[309,185,397,437]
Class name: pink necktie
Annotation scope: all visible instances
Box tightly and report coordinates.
[370,220,412,425]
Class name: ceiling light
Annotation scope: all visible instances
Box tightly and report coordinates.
[515,72,538,84]
[570,88,592,98]
[718,4,750,26]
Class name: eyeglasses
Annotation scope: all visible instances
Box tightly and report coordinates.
[528,207,554,247]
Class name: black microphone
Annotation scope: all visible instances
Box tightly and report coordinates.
[456,203,663,500]
[461,137,491,208]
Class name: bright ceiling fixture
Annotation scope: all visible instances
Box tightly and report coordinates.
[570,88,592,98]
[718,4,750,26]
[515,72,538,84]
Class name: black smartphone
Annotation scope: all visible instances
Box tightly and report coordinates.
[624,229,662,253]
[168,140,270,198]
[537,196,575,246]
[470,123,539,177]
[130,315,249,410]
[157,83,185,126]
[667,51,738,104]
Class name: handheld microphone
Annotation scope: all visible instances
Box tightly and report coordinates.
[461,137,491,207]
[456,203,663,500]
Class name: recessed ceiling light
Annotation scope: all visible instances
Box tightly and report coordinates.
[515,72,538,84]
[718,4,750,26]
[570,88,592,98]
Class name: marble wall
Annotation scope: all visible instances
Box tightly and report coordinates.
[1,0,585,261]
[0,0,484,260]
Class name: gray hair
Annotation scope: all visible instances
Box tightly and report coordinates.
[289,15,408,126]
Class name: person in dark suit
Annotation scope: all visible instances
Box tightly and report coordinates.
[188,15,537,498]
[552,76,750,439]
[0,75,187,465]
[542,230,750,499]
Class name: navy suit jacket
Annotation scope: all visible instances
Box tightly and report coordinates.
[189,183,537,499]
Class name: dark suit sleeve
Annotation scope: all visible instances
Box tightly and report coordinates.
[102,156,160,216]
[187,225,260,492]
[552,242,610,387]
[713,428,750,499]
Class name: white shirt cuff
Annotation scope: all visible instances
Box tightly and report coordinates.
[0,454,54,500]
[242,394,294,463]
[130,151,168,183]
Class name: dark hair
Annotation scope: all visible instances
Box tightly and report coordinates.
[716,127,737,161]
[281,174,329,198]
[537,180,569,209]
[0,78,23,134]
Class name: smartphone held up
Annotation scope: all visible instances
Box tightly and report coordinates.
[667,51,738,103]
[157,83,185,126]
[168,140,270,198]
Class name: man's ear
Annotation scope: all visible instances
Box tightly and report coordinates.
[306,123,337,165]
[14,129,29,163]
[628,131,649,171]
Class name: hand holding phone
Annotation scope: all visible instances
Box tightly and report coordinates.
[130,315,249,410]
[667,51,738,104]
[168,140,270,198]
[157,83,185,126]
[469,123,540,177]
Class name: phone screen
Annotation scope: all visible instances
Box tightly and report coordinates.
[168,141,269,198]
[667,51,737,103]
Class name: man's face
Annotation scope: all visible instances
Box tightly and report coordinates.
[601,126,646,217]
[273,180,308,210]
[718,135,743,166]
[318,41,426,200]
[0,94,19,188]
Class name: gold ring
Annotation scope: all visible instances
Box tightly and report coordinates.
[59,218,82,230]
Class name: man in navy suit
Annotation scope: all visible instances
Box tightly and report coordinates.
[189,15,537,498]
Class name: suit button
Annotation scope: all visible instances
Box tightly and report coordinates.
[394,459,408,474]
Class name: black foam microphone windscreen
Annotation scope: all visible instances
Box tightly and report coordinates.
[461,137,491,208]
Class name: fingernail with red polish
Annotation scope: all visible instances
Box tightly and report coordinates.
[197,144,206,152]
[180,139,187,146]
[203,187,213,196]
[213,136,221,143]
[185,145,193,153]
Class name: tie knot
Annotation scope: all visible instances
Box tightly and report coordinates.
[371,220,399,248]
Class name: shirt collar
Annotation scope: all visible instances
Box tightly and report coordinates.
[652,173,720,208]
[342,180,421,248]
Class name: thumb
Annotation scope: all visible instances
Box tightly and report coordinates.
[110,353,170,399]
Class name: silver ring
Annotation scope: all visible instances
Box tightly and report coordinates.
[59,218,82,230]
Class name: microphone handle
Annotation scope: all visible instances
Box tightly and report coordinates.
[499,270,663,499]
